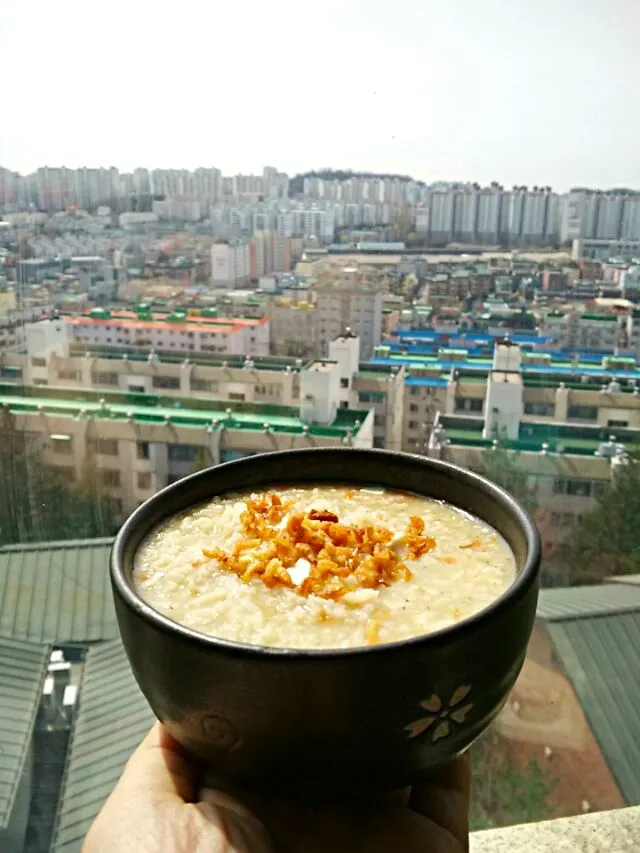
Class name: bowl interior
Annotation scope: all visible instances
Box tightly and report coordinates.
[115,449,538,618]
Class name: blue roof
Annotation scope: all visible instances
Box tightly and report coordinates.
[405,376,450,387]
[394,328,553,344]
[370,355,639,380]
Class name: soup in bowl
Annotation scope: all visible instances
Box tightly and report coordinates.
[111,448,540,795]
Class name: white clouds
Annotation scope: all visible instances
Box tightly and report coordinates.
[1,0,639,188]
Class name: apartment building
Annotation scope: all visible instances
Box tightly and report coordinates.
[152,197,202,222]
[313,268,383,360]
[269,298,317,358]
[7,331,400,449]
[0,382,373,518]
[210,240,251,288]
[57,310,270,357]
[414,341,640,545]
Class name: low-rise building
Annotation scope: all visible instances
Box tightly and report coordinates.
[0,382,373,518]
[6,331,401,450]
[54,310,270,357]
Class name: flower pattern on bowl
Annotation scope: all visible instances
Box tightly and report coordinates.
[405,685,473,742]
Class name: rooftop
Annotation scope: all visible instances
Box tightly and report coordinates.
[67,342,307,372]
[0,539,116,644]
[0,637,50,830]
[51,640,154,853]
[438,415,640,456]
[0,383,369,439]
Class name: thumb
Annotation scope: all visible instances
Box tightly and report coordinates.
[117,722,200,803]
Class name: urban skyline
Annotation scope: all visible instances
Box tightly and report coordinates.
[2,162,640,194]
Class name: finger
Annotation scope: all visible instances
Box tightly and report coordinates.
[198,788,275,853]
[117,722,200,803]
[409,754,471,851]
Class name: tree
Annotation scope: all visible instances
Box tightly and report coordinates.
[481,443,538,513]
[0,408,119,546]
[560,454,640,584]
[470,728,558,830]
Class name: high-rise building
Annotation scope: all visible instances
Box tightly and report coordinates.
[452,188,477,242]
[211,240,251,288]
[314,269,383,360]
[475,188,501,244]
[595,195,624,240]
[428,189,455,243]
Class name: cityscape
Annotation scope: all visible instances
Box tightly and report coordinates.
[2,160,640,849]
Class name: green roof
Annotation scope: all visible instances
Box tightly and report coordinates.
[581,313,618,321]
[0,636,50,829]
[0,384,367,439]
[69,342,307,372]
[0,539,116,644]
[547,613,640,805]
[51,640,154,853]
[441,416,640,457]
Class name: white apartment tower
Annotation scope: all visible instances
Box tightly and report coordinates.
[482,341,523,441]
[211,241,251,288]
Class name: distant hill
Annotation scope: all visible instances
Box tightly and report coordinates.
[289,169,424,196]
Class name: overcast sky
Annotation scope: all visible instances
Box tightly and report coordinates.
[1,0,639,189]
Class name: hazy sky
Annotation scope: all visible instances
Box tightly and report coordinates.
[1,0,639,188]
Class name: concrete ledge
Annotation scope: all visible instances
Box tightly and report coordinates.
[470,806,640,852]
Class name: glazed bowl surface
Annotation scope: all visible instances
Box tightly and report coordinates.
[111,448,540,795]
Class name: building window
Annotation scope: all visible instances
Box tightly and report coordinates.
[408,420,419,430]
[340,400,349,408]
[152,375,180,390]
[89,437,118,456]
[524,401,555,416]
[410,387,421,396]
[137,472,152,490]
[607,419,628,428]
[168,444,199,462]
[101,469,121,488]
[33,379,48,386]
[92,371,119,386]
[567,405,598,421]
[57,369,81,382]
[555,477,593,497]
[229,392,245,401]
[50,435,73,454]
[31,357,46,367]
[340,378,349,389]
[455,397,483,413]
[137,441,150,460]
[374,414,385,427]
[409,404,418,413]
[358,390,386,404]
[192,378,219,393]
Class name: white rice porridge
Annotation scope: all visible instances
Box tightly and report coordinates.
[134,485,516,649]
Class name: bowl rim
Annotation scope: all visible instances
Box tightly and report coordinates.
[111,447,541,659]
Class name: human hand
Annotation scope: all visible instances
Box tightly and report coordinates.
[83,722,470,853]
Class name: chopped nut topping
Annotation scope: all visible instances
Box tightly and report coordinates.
[459,539,483,550]
[406,516,437,559]
[202,493,436,601]
[308,508,339,523]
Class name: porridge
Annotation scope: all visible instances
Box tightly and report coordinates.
[134,485,516,649]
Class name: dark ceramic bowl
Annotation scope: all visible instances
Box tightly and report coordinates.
[111,448,540,796]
